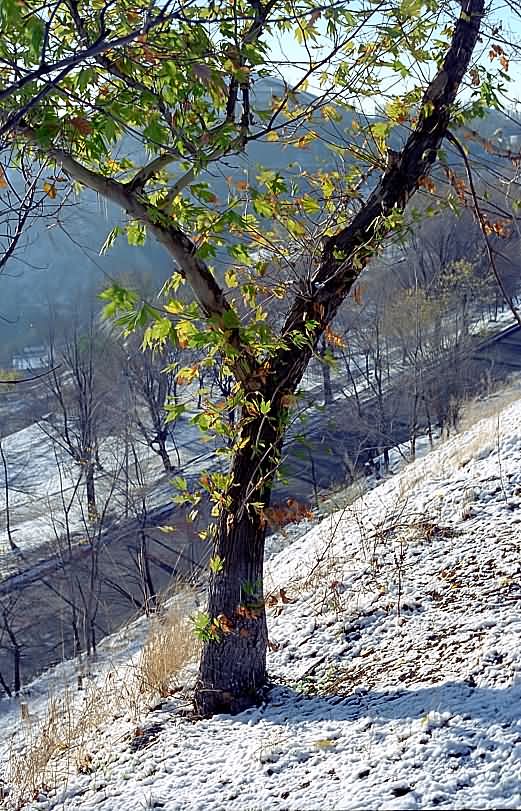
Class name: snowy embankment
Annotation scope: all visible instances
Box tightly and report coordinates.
[2,389,521,809]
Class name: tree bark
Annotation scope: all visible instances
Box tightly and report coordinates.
[318,339,334,405]
[194,400,285,716]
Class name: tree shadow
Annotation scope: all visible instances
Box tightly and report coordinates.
[237,679,521,729]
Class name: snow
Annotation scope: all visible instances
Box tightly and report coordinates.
[2,386,521,809]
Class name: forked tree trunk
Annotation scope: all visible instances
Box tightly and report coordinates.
[29,0,482,719]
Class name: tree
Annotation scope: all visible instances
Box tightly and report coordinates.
[0,0,494,715]
[121,338,180,473]
[41,323,108,522]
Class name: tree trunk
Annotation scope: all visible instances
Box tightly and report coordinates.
[0,442,19,552]
[322,362,333,406]
[85,463,97,522]
[157,438,173,472]
[194,406,282,717]
[318,339,334,405]
[13,646,21,695]
[139,530,156,613]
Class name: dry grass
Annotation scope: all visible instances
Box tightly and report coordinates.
[5,593,199,809]
[317,477,368,517]
[457,383,521,434]
[440,384,520,471]
[136,604,199,699]
[7,679,119,809]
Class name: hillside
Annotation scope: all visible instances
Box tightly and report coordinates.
[1,383,521,809]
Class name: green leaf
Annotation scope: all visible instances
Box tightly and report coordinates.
[172,475,188,491]
[301,195,321,215]
[209,555,225,574]
[259,398,271,415]
[126,221,146,246]
[221,309,240,329]
[165,403,186,423]
[400,0,423,16]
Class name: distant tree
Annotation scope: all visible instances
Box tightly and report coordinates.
[41,323,108,522]
[121,339,180,473]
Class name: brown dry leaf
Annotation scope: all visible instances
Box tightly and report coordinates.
[70,116,93,135]
[280,393,297,409]
[217,614,234,634]
[418,175,436,194]
[43,181,57,199]
[279,588,294,605]
[351,284,364,305]
[469,68,481,87]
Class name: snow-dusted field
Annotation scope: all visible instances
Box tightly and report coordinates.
[1,386,521,809]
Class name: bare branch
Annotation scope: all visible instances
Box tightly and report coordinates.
[447,129,521,327]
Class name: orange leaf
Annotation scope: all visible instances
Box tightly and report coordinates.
[43,182,57,199]
[324,326,346,348]
[0,167,7,190]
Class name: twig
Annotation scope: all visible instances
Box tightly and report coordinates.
[446,129,521,328]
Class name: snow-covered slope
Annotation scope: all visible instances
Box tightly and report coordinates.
[2,389,521,810]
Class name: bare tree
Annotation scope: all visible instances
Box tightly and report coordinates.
[122,340,180,473]
[41,322,108,522]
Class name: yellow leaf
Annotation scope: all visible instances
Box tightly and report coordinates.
[224,270,238,288]
[265,131,279,142]
[43,182,57,199]
[164,300,185,315]
[176,365,198,384]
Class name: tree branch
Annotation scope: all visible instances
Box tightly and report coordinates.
[19,130,256,383]
[447,129,521,327]
[126,152,182,193]
[0,5,175,107]
[269,0,485,397]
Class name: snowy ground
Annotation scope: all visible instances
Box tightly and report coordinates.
[1,384,521,809]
